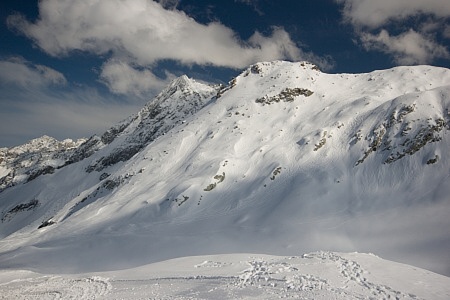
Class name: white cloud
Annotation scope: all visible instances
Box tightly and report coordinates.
[360,29,450,65]
[100,60,175,96]
[156,0,179,10]
[7,0,306,68]
[6,0,331,96]
[337,0,450,28]
[0,57,144,147]
[336,0,450,65]
[444,25,450,39]
[420,21,441,34]
[0,85,143,147]
[0,57,66,87]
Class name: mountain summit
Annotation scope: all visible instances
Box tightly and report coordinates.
[0,61,449,277]
[0,75,217,192]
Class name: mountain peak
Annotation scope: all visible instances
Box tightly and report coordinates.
[168,74,192,89]
[163,74,210,95]
[1,62,450,277]
[79,74,218,173]
[239,60,321,78]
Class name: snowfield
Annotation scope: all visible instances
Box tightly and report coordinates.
[0,61,450,298]
[1,252,449,299]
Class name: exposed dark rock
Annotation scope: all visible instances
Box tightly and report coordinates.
[1,199,40,222]
[102,179,120,190]
[314,132,328,152]
[204,172,226,191]
[356,127,386,166]
[203,183,217,191]
[27,165,55,182]
[270,167,282,180]
[38,218,56,229]
[256,87,313,105]
[99,172,110,181]
[65,135,103,166]
[426,155,439,165]
[101,121,132,144]
[384,118,446,164]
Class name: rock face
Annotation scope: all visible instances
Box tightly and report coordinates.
[0,61,450,276]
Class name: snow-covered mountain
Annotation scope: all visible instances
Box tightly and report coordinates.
[0,60,449,287]
[0,136,85,192]
[0,75,217,192]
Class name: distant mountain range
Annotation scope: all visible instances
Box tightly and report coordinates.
[0,60,449,278]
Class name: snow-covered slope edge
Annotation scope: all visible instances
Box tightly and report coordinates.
[0,61,449,277]
[1,252,449,299]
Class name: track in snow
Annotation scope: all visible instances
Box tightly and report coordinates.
[1,252,446,299]
[104,253,426,299]
[0,276,111,300]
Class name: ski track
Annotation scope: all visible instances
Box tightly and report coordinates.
[0,276,111,300]
[305,252,422,300]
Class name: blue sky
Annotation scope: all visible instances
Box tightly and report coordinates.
[1,0,449,147]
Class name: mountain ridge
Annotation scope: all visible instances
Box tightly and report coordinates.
[0,75,218,191]
[0,60,449,276]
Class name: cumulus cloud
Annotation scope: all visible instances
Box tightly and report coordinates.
[337,0,450,28]
[0,57,66,87]
[6,0,300,67]
[6,0,330,96]
[0,84,143,147]
[0,57,144,147]
[360,29,450,65]
[336,0,450,65]
[444,25,450,39]
[100,61,176,96]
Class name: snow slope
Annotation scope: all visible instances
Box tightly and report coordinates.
[0,61,449,282]
[1,252,449,299]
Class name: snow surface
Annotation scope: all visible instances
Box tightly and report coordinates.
[1,252,449,299]
[0,61,450,298]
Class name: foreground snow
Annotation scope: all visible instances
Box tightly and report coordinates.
[0,252,449,299]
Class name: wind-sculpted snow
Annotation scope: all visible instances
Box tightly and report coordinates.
[0,60,450,281]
